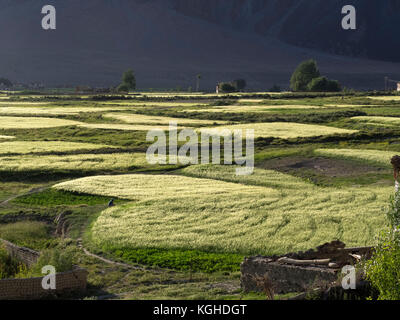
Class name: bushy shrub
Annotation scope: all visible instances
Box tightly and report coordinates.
[365,192,400,300]
[33,248,74,274]
[0,246,22,279]
[15,247,75,279]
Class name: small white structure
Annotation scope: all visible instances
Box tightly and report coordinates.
[397,83,400,92]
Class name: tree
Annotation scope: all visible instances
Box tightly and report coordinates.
[196,74,202,92]
[290,59,320,92]
[326,79,341,92]
[232,79,246,91]
[307,77,341,92]
[117,82,130,93]
[218,82,236,93]
[0,78,12,88]
[121,69,136,91]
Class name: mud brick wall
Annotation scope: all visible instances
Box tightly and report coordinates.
[241,256,338,294]
[0,239,39,267]
[0,268,88,300]
[0,238,88,299]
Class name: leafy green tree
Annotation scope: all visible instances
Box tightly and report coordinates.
[307,77,328,92]
[232,79,246,91]
[326,79,341,92]
[121,69,136,91]
[290,59,320,92]
[117,83,130,93]
[218,82,237,93]
[307,77,341,92]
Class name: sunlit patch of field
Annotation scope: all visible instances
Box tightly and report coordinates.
[0,153,149,172]
[315,148,397,167]
[78,123,179,131]
[367,96,400,101]
[0,135,15,139]
[0,141,116,155]
[103,113,227,126]
[351,116,400,127]
[323,104,379,108]
[0,106,128,115]
[102,101,209,107]
[237,99,265,103]
[199,122,357,139]
[0,101,52,105]
[182,105,321,113]
[54,166,390,255]
[0,116,81,129]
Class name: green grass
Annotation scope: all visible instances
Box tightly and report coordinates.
[13,189,119,207]
[315,148,397,167]
[99,246,243,273]
[0,221,56,250]
[0,141,116,155]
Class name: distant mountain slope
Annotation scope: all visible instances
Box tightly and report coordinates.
[0,0,399,89]
[172,0,400,62]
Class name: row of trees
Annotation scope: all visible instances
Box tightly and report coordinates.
[22,62,338,93]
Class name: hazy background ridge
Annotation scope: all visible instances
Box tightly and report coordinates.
[0,0,399,90]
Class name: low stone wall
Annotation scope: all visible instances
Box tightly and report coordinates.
[240,256,338,294]
[0,239,39,267]
[0,239,88,299]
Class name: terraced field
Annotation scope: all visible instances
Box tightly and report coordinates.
[0,106,128,115]
[103,113,227,126]
[54,166,389,255]
[182,105,322,113]
[315,148,397,167]
[0,141,116,155]
[0,153,149,172]
[78,123,177,131]
[351,116,400,127]
[0,116,81,129]
[199,122,357,139]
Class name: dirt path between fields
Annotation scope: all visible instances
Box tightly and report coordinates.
[76,239,148,272]
[0,185,50,206]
